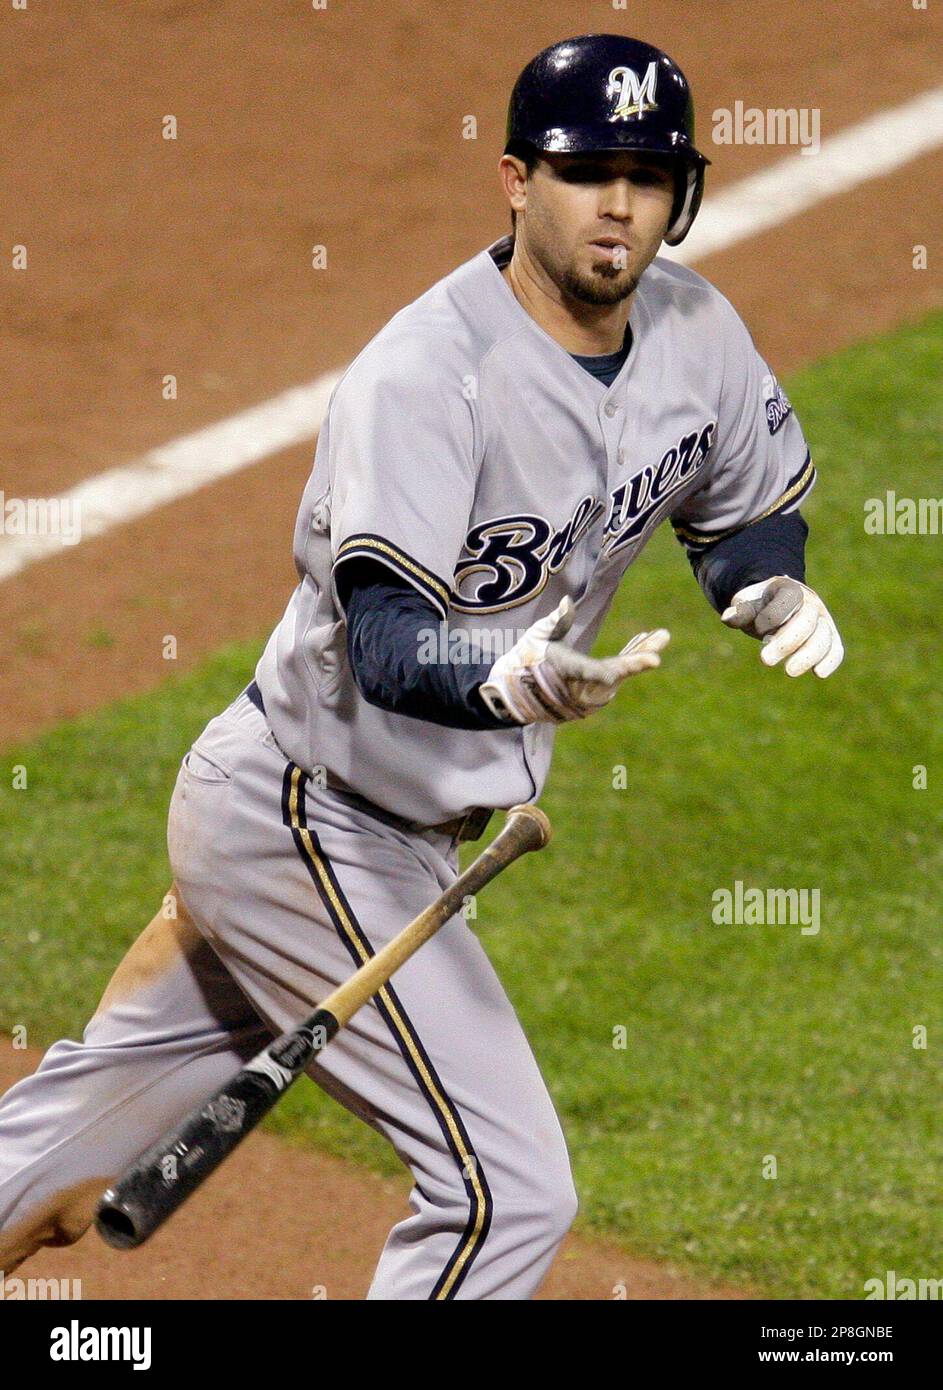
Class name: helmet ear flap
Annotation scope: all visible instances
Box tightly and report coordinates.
[664,161,704,246]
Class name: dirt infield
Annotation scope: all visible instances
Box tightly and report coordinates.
[0,1047,746,1300]
[1,0,940,1297]
[1,0,939,747]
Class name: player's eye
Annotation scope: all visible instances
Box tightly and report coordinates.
[558,165,608,183]
[556,163,671,187]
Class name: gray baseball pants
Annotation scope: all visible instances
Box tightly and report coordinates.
[0,690,576,1298]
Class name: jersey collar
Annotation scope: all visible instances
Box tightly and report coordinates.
[479,235,645,397]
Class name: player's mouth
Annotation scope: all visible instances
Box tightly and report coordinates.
[588,237,631,263]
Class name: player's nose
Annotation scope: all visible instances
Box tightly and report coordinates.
[597,178,635,220]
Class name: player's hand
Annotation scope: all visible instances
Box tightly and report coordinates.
[721,576,843,678]
[478,596,670,725]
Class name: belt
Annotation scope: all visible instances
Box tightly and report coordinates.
[244,681,494,844]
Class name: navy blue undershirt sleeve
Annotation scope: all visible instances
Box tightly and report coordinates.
[339,561,510,730]
[686,509,809,614]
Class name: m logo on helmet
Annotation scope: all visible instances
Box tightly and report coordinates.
[607,62,659,121]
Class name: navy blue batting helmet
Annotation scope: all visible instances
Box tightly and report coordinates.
[505,34,709,246]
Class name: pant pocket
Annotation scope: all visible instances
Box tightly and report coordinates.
[183,746,234,784]
[166,757,232,930]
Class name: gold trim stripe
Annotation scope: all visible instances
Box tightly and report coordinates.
[673,455,816,547]
[287,766,487,1299]
[335,535,451,610]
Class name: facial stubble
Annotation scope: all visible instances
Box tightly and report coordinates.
[558,260,640,306]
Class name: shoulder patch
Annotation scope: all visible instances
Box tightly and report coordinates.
[762,372,793,436]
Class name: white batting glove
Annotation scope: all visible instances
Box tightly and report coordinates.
[721,576,844,678]
[479,596,671,725]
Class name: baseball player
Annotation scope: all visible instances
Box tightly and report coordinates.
[0,35,842,1299]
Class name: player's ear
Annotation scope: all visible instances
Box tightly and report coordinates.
[499,154,528,223]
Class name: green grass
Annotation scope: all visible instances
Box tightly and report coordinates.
[2,311,942,1297]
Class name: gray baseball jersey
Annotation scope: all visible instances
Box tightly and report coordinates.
[0,234,814,1302]
[256,233,814,824]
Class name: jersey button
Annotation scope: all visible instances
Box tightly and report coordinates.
[603,401,618,418]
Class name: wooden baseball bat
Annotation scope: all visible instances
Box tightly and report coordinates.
[95,803,551,1250]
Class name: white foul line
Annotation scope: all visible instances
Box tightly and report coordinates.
[2,86,942,583]
[0,373,344,582]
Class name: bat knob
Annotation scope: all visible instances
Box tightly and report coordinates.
[96,1189,148,1250]
[507,803,552,849]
